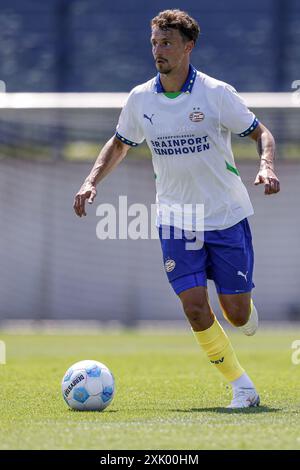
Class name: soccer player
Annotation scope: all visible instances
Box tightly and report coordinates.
[74,10,280,408]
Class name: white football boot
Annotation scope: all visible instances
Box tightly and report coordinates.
[227,387,260,409]
[239,299,258,336]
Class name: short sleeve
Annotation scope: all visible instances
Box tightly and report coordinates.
[116,89,145,146]
[220,85,259,137]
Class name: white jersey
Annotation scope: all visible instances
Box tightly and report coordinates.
[116,65,258,231]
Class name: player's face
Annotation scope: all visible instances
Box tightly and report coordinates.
[151,27,192,74]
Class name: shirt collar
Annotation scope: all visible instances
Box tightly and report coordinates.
[153,64,197,94]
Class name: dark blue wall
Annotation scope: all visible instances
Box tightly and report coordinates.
[0,0,299,92]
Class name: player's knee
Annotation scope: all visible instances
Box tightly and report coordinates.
[223,303,250,327]
[183,301,213,328]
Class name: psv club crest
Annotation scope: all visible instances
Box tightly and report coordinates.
[189,110,205,122]
[164,259,176,273]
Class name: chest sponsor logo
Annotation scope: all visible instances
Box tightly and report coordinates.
[151,135,210,156]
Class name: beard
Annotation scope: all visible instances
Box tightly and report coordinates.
[155,60,172,74]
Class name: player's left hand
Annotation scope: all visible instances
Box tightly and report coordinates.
[254,168,280,195]
[73,180,97,217]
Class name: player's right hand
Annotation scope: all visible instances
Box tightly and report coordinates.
[73,180,97,217]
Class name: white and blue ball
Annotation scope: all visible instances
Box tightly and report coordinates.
[62,360,115,411]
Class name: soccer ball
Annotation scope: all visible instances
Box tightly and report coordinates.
[62,360,115,411]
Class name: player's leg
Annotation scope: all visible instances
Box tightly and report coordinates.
[158,224,259,408]
[207,218,259,336]
[218,291,258,336]
[179,285,259,408]
[202,219,260,407]
[179,286,249,387]
[177,283,259,407]
[178,285,214,331]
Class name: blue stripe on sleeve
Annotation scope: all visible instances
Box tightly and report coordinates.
[239,117,259,137]
[115,132,139,147]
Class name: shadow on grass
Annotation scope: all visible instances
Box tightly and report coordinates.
[174,406,281,414]
[69,409,118,413]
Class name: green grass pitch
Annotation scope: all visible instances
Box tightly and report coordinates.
[0,327,300,450]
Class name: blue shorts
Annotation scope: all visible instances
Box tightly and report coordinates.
[158,218,255,295]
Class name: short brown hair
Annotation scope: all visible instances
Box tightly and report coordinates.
[151,9,200,44]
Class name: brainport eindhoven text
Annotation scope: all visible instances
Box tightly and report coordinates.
[151,135,209,155]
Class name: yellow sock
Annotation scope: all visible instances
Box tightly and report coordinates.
[193,318,244,382]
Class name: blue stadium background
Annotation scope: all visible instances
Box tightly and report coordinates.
[0,0,300,324]
[0,0,299,92]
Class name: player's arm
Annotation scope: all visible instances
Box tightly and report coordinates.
[249,122,280,195]
[73,135,130,217]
